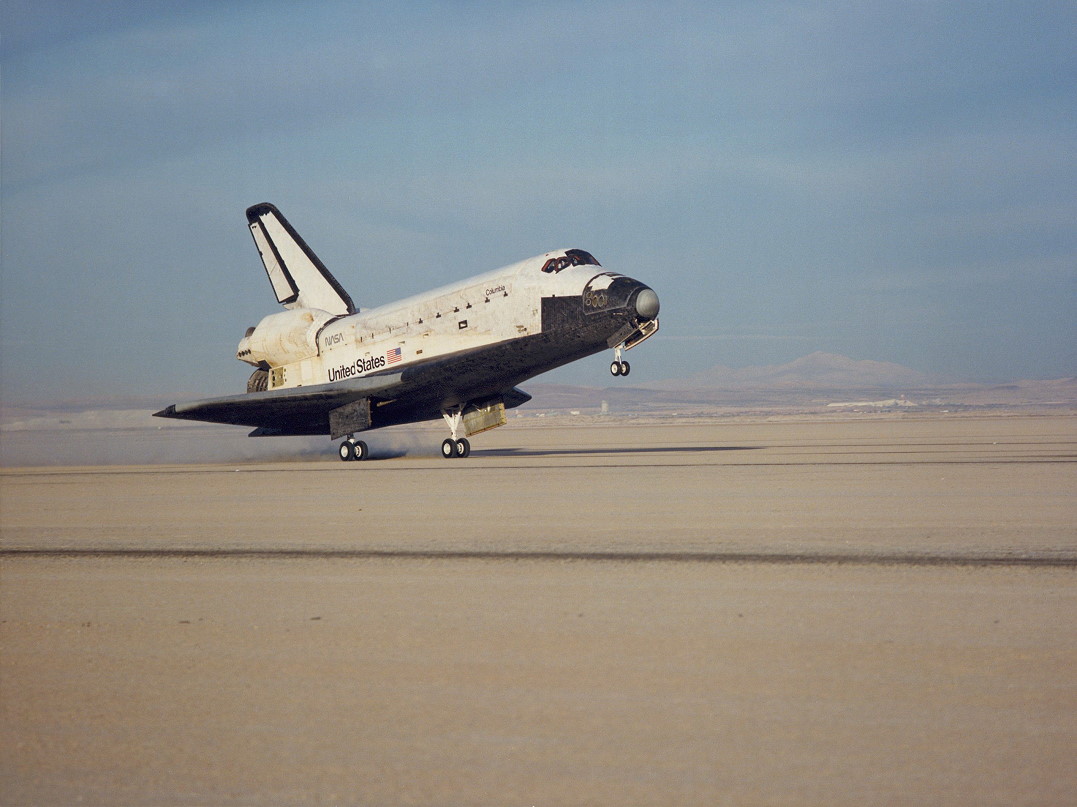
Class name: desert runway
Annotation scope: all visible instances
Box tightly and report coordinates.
[2,414,1075,805]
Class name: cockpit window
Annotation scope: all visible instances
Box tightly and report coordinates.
[541,249,602,273]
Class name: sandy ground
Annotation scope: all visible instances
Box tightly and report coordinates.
[1,414,1075,805]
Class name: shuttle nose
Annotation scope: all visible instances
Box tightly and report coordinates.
[633,287,660,321]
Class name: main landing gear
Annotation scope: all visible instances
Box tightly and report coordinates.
[610,345,630,377]
[338,437,368,461]
[441,408,471,459]
[441,437,471,458]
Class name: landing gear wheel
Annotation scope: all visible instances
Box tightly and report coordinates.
[610,361,622,376]
[441,438,456,459]
[620,361,630,376]
[338,440,355,462]
[353,440,368,461]
[455,438,471,458]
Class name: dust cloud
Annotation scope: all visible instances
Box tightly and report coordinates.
[0,408,443,466]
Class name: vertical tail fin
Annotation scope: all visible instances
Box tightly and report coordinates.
[245,203,356,315]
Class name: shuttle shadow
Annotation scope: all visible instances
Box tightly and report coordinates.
[477,445,765,458]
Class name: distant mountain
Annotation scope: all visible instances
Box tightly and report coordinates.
[650,352,938,391]
[522,354,1076,413]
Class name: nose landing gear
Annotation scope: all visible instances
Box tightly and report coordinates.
[609,345,630,377]
[609,311,658,377]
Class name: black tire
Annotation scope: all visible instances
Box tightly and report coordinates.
[338,441,354,462]
[441,438,456,458]
[455,438,471,458]
[247,369,269,393]
[353,440,368,461]
[610,361,621,376]
[620,361,631,376]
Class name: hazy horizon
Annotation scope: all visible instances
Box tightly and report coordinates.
[2,349,1072,413]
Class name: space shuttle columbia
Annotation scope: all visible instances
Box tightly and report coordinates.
[154,203,660,460]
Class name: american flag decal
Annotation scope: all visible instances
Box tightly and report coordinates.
[386,347,402,364]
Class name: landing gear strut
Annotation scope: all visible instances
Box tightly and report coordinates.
[338,437,368,462]
[441,409,471,459]
[610,345,630,377]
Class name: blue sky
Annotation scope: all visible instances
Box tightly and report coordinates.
[3,1,1075,405]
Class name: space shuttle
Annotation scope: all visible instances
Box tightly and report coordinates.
[155,203,659,460]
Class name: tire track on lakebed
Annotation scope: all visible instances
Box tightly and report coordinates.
[3,547,1074,568]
